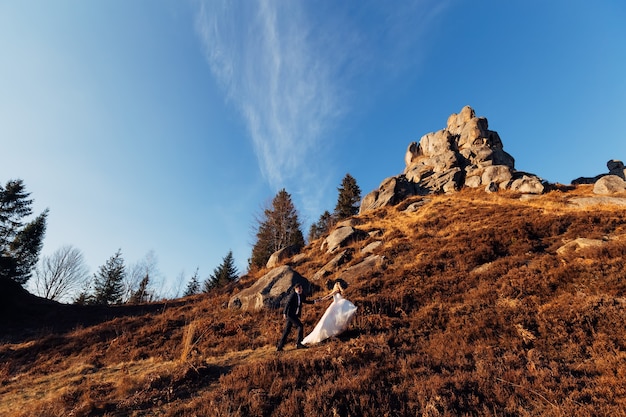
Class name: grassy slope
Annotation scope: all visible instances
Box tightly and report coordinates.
[1,186,626,417]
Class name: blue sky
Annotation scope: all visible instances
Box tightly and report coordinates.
[1,1,624,298]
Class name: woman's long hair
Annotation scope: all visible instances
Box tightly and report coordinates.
[332,281,344,294]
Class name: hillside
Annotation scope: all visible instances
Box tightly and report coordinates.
[1,186,626,416]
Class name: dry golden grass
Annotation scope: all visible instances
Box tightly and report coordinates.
[0,357,178,416]
[2,186,626,416]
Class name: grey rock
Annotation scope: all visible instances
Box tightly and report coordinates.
[266,245,301,269]
[594,175,626,194]
[312,250,352,281]
[361,106,544,213]
[228,265,310,311]
[361,241,382,254]
[340,255,386,282]
[321,226,369,253]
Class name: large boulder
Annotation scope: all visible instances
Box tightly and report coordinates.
[361,176,425,213]
[266,244,301,268]
[481,165,513,189]
[339,255,386,282]
[321,226,369,253]
[510,173,545,194]
[228,265,311,312]
[594,175,626,194]
[312,249,353,281]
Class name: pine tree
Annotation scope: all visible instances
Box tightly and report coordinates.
[92,249,126,305]
[250,189,304,269]
[206,251,239,290]
[183,268,200,296]
[73,289,94,305]
[308,210,334,241]
[0,179,48,285]
[334,173,361,220]
[73,280,94,305]
[128,273,150,304]
[202,276,215,293]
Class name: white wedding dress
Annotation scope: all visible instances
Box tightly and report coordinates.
[302,293,357,345]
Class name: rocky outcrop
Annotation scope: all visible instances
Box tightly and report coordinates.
[569,196,626,207]
[572,160,626,190]
[312,249,353,281]
[266,245,301,268]
[556,238,606,256]
[361,241,382,254]
[361,106,545,213]
[572,159,626,195]
[228,265,310,312]
[360,176,426,212]
[339,255,386,282]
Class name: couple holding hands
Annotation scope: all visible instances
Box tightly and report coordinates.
[276,280,357,351]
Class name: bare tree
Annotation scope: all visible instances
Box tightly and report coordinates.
[33,245,89,302]
[171,269,188,299]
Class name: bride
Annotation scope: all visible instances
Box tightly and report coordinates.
[302,280,357,345]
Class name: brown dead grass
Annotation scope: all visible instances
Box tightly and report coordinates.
[2,186,626,416]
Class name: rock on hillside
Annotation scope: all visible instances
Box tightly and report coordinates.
[228,265,312,311]
[361,106,545,213]
[573,159,626,194]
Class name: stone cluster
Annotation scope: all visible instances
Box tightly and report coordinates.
[361,106,545,213]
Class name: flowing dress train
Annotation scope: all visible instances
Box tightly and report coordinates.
[302,293,357,345]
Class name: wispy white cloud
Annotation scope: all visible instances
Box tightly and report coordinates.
[194,0,448,221]
[195,0,342,188]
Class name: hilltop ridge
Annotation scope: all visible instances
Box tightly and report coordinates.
[2,185,626,416]
[360,106,626,213]
[2,107,626,416]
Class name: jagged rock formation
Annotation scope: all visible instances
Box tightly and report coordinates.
[233,106,626,312]
[361,106,545,213]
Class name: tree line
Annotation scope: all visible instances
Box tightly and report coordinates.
[1,173,361,304]
[249,173,361,269]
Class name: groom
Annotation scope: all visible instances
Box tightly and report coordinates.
[277,283,315,351]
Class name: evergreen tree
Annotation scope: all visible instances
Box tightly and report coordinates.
[128,273,150,304]
[207,250,239,290]
[0,179,48,285]
[92,249,126,305]
[73,289,94,305]
[334,173,361,220]
[73,280,94,305]
[184,268,200,296]
[250,189,304,269]
[202,275,215,293]
[308,210,334,241]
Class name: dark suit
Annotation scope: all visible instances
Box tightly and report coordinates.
[277,289,313,349]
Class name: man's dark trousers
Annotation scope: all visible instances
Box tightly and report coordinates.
[277,315,303,349]
[277,289,312,350]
